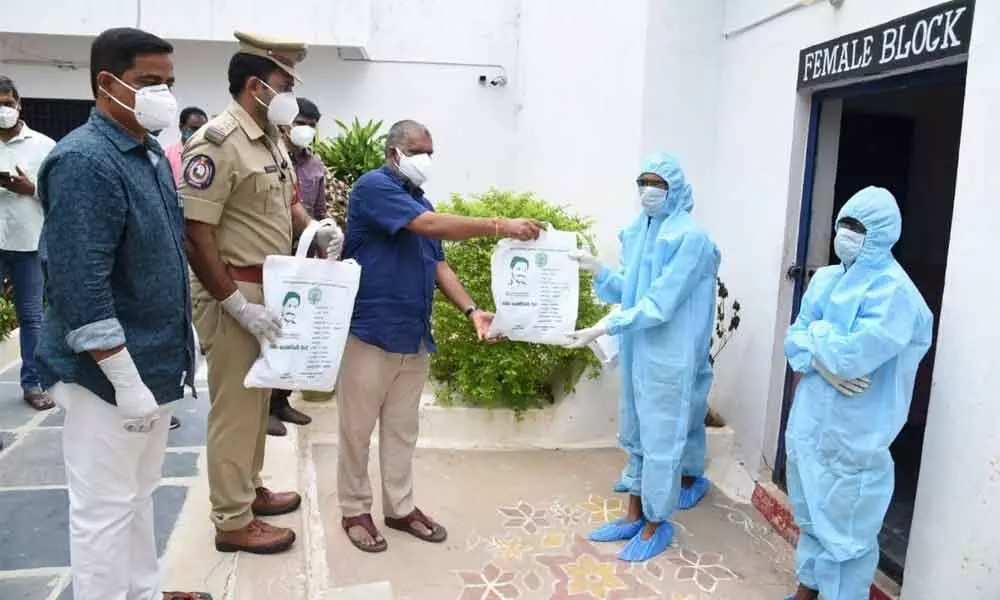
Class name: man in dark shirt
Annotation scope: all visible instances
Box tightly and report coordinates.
[338,119,542,552]
[267,96,328,437]
[36,27,205,600]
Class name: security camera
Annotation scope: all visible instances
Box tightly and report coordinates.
[478,74,508,88]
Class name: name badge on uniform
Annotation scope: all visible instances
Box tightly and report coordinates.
[264,165,278,174]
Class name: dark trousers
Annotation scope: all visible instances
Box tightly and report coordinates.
[0,250,43,391]
[269,389,292,413]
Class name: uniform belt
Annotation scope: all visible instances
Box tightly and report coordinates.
[227,265,263,285]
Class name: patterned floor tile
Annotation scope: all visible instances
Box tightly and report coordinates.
[0,428,65,486]
[0,574,62,600]
[162,451,199,478]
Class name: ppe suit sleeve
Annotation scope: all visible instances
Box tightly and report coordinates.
[594,266,625,304]
[604,231,711,335]
[593,229,629,304]
[808,282,918,380]
[783,273,829,373]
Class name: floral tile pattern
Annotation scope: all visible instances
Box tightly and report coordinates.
[536,535,657,599]
[487,536,535,561]
[667,548,737,593]
[457,562,521,600]
[548,500,587,528]
[499,501,551,534]
[449,492,792,599]
[576,495,626,525]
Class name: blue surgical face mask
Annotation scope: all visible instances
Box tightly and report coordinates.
[834,227,865,266]
[181,129,194,142]
[639,186,668,215]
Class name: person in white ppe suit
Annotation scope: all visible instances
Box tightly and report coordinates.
[781,186,932,600]
[565,152,719,561]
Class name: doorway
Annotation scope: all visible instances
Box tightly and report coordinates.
[776,64,966,583]
[20,98,93,141]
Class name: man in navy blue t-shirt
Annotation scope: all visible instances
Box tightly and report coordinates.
[339,120,542,552]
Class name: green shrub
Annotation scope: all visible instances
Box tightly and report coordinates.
[313,118,387,186]
[0,293,17,341]
[430,190,607,414]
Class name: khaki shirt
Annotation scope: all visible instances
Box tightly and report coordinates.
[180,101,296,271]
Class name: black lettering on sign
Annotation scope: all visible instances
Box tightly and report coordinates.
[798,0,974,90]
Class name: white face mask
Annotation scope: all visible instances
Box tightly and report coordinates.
[638,186,668,215]
[396,148,432,187]
[255,80,299,127]
[289,125,316,149]
[102,75,178,133]
[0,106,19,130]
[834,227,866,266]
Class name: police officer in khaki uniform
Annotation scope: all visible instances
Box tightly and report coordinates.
[181,31,344,554]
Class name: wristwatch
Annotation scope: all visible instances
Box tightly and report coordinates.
[464,305,479,319]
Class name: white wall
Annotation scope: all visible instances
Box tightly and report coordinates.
[0,0,367,44]
[510,0,649,261]
[640,0,723,231]
[0,0,522,199]
[903,1,1000,596]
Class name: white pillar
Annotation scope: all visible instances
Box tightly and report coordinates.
[902,4,1000,599]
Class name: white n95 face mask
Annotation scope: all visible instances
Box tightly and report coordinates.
[638,186,668,215]
[0,106,19,130]
[396,148,432,187]
[289,125,316,149]
[102,75,178,133]
[834,228,865,266]
[255,80,299,127]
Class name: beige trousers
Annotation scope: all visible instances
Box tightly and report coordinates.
[337,335,429,518]
[193,282,271,532]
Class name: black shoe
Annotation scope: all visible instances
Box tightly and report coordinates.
[267,414,288,437]
[274,404,312,426]
[169,416,181,430]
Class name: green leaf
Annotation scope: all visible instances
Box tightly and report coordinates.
[313,118,387,185]
[430,190,608,415]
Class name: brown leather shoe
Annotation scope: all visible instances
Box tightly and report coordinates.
[215,519,296,554]
[267,414,287,437]
[274,403,312,426]
[252,487,302,516]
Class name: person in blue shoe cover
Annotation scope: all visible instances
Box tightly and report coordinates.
[781,186,932,600]
[565,151,719,562]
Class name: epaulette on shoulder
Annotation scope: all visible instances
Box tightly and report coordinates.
[203,115,238,145]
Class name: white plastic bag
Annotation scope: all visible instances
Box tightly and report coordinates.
[487,228,579,345]
[244,221,361,391]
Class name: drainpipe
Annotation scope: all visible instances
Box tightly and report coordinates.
[724,0,844,40]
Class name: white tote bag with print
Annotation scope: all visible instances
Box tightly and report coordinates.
[244,221,361,391]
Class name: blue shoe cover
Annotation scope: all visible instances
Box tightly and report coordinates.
[612,481,628,493]
[618,522,674,562]
[588,517,644,542]
[678,476,711,510]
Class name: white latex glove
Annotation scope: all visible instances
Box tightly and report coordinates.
[97,348,160,432]
[221,290,282,344]
[568,249,602,274]
[314,219,344,261]
[812,359,871,397]
[564,324,609,349]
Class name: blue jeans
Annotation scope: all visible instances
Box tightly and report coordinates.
[0,250,43,391]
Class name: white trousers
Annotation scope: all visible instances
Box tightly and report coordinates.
[55,383,175,600]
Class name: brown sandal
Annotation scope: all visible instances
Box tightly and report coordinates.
[384,508,448,543]
[342,514,388,553]
[24,389,54,411]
